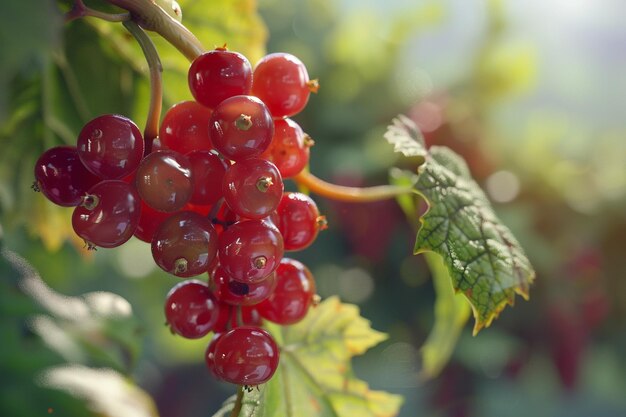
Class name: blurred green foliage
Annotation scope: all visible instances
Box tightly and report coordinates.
[1,0,626,416]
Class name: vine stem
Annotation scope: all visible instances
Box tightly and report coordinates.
[292,170,415,203]
[65,0,130,23]
[229,386,244,417]
[105,0,205,60]
[122,20,162,153]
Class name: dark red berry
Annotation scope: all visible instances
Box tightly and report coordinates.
[165,280,220,339]
[218,219,284,283]
[34,146,100,206]
[72,180,141,248]
[210,264,277,306]
[188,150,227,205]
[212,326,279,385]
[152,211,218,277]
[77,114,144,179]
[135,150,193,212]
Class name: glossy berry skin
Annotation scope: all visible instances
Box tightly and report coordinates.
[223,158,283,219]
[218,219,284,283]
[251,53,314,118]
[205,333,223,377]
[164,280,220,339]
[208,95,274,161]
[134,200,176,243]
[210,265,277,306]
[211,326,279,385]
[152,211,218,277]
[261,118,310,178]
[277,192,323,251]
[135,150,193,212]
[159,101,213,154]
[257,258,316,325]
[34,146,100,206]
[188,150,227,205]
[77,114,144,179]
[188,49,253,109]
[72,180,141,248]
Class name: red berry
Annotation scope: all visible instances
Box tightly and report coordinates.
[77,114,144,179]
[152,211,218,277]
[251,53,316,118]
[34,146,100,206]
[205,333,224,377]
[135,150,193,212]
[223,158,283,220]
[261,118,310,178]
[210,264,277,306]
[212,326,279,385]
[72,180,141,248]
[188,48,252,109]
[208,95,274,160]
[159,101,213,154]
[165,280,220,339]
[277,192,325,251]
[188,150,227,205]
[257,258,316,325]
[218,219,284,283]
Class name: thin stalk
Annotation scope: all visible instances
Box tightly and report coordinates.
[106,0,205,60]
[229,386,244,417]
[122,20,162,154]
[66,0,130,23]
[293,170,415,203]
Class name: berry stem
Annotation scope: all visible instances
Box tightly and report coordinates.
[122,20,162,153]
[65,0,131,23]
[229,385,245,417]
[293,170,416,203]
[105,0,204,61]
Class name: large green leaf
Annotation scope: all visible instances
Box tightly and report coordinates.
[385,116,535,334]
[213,296,403,417]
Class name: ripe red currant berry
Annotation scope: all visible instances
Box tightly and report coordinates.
[208,95,274,160]
[210,264,277,306]
[72,180,141,248]
[152,211,218,277]
[212,326,279,385]
[277,192,326,251]
[135,150,193,212]
[257,258,316,325]
[260,118,311,178]
[77,114,144,179]
[159,101,214,154]
[165,280,220,339]
[251,52,318,118]
[34,146,100,206]
[188,47,253,109]
[188,150,227,205]
[223,158,283,219]
[218,219,284,283]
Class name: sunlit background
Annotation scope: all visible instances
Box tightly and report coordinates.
[1,0,625,416]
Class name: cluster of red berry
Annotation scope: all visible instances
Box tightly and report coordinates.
[33,47,325,385]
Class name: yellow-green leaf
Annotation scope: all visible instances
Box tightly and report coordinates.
[214,296,403,417]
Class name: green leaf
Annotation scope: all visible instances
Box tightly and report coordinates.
[215,296,403,417]
[385,116,535,335]
[2,247,142,373]
[40,365,160,417]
